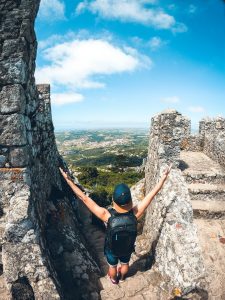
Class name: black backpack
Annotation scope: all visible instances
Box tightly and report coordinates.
[106,208,137,257]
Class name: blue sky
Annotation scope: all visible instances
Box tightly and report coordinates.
[35,0,225,130]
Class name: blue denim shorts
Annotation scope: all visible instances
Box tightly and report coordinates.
[104,248,131,267]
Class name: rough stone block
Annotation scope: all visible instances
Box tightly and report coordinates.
[0,58,28,85]
[0,1,21,11]
[9,146,30,167]
[36,84,50,95]
[0,13,21,40]
[0,155,7,167]
[0,84,26,114]
[20,18,36,43]
[0,114,27,146]
[2,37,29,62]
[199,117,225,167]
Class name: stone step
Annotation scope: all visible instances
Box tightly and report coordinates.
[180,151,225,185]
[188,183,225,202]
[183,171,225,185]
[191,200,225,219]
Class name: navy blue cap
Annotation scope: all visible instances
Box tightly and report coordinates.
[113,183,132,206]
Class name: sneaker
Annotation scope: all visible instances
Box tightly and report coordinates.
[119,276,125,283]
[117,267,125,282]
[107,273,118,285]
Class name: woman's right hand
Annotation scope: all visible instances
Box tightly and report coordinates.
[163,163,173,178]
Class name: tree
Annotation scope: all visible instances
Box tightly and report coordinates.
[78,167,99,186]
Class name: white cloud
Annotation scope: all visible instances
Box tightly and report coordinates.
[188,106,205,113]
[51,93,84,105]
[149,36,167,50]
[161,96,180,104]
[76,0,180,30]
[38,29,113,50]
[36,38,152,91]
[38,31,86,50]
[39,34,65,50]
[38,0,66,20]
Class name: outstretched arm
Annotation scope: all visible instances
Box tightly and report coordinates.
[59,168,110,222]
[133,164,172,219]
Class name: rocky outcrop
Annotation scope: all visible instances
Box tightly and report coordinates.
[141,109,225,298]
[143,110,206,294]
[0,1,99,299]
[200,117,225,169]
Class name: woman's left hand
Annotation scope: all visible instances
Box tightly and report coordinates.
[59,167,72,182]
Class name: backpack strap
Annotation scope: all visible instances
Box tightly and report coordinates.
[108,207,119,217]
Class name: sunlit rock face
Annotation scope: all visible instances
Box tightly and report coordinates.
[0,1,99,299]
[199,117,225,169]
[143,110,206,292]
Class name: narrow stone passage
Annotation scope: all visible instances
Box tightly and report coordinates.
[78,201,173,300]
[78,201,108,277]
[180,151,225,218]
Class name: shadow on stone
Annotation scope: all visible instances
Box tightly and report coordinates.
[0,205,4,217]
[170,287,209,300]
[11,277,35,300]
[44,185,100,300]
[187,288,209,300]
[129,240,157,277]
[178,160,189,171]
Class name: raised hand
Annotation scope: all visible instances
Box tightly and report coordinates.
[163,163,173,177]
[59,167,72,182]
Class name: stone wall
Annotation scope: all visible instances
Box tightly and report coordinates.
[180,135,204,152]
[200,117,225,169]
[0,1,99,299]
[145,109,190,194]
[179,116,225,162]
[143,110,205,292]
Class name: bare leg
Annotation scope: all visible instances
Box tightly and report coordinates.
[120,264,129,280]
[108,265,117,281]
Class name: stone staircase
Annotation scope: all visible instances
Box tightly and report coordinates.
[180,151,225,299]
[180,151,225,219]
